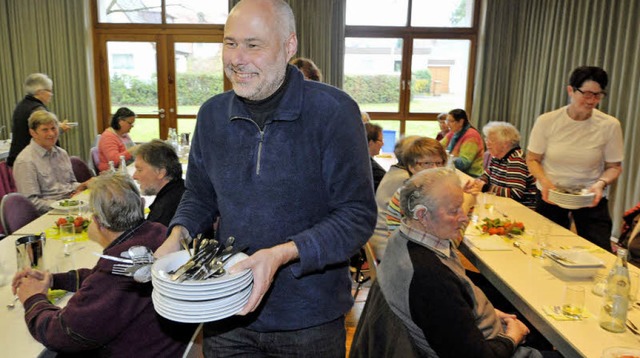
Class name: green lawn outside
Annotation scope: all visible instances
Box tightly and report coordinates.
[117,100,447,144]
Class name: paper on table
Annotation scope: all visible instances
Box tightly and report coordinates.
[464,234,512,251]
[542,305,591,321]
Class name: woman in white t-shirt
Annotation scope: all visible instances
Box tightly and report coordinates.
[526,66,624,250]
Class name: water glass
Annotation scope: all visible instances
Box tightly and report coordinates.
[59,223,75,256]
[562,285,585,317]
[482,193,495,216]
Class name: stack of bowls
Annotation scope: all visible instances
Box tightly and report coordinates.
[548,189,595,209]
[151,251,253,323]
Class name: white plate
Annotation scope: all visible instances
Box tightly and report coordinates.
[601,346,640,358]
[546,250,605,268]
[153,285,252,313]
[50,199,88,211]
[549,189,594,209]
[153,293,249,323]
[152,265,252,287]
[152,250,250,286]
[153,274,253,300]
[152,270,252,292]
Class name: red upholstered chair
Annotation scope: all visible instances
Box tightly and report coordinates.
[0,193,39,235]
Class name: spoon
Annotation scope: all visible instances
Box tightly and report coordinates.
[513,241,527,255]
[6,296,19,309]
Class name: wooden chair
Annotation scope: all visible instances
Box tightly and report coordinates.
[353,242,378,299]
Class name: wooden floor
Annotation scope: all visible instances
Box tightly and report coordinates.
[345,280,370,357]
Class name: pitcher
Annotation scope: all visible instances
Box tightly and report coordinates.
[15,233,46,270]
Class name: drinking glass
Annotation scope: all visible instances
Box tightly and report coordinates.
[59,223,75,256]
[562,285,585,317]
[482,193,495,216]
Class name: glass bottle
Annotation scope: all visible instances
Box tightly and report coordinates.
[599,248,630,333]
[119,155,128,175]
[447,154,456,172]
[108,160,115,173]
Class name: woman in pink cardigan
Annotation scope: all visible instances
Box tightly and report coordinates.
[97,107,140,173]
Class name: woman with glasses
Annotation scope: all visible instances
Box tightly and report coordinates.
[371,137,447,259]
[97,107,140,173]
[526,66,624,251]
[465,121,537,209]
[440,108,485,177]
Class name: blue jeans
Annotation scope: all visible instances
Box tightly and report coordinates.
[202,316,346,358]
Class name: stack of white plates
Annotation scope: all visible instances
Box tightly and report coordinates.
[151,250,253,323]
[548,189,595,210]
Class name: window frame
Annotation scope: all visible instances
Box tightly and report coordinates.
[344,0,481,135]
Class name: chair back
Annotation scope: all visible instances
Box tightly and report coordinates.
[349,281,420,358]
[90,147,101,174]
[0,192,39,235]
[70,156,95,183]
[483,151,492,170]
[0,161,17,236]
[0,161,16,197]
[363,242,378,282]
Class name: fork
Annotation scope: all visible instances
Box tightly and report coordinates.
[627,319,640,336]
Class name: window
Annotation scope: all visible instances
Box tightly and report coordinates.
[97,0,228,24]
[345,0,479,142]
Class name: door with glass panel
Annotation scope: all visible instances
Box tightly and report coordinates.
[96,35,225,142]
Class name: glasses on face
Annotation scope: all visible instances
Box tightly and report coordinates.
[415,160,445,168]
[121,118,135,126]
[574,87,606,100]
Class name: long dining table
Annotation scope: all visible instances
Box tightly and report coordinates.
[460,194,640,358]
[0,187,202,357]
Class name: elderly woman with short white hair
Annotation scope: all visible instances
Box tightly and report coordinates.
[465,121,537,208]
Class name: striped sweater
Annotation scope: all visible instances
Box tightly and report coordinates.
[478,147,537,209]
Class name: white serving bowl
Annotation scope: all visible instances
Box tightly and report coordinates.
[547,250,605,279]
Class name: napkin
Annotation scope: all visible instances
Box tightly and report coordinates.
[542,305,591,321]
[464,235,512,251]
[45,227,90,242]
[47,289,67,304]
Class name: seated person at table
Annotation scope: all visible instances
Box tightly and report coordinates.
[352,168,537,357]
[11,172,195,357]
[132,139,185,226]
[13,110,91,215]
[290,57,323,82]
[371,136,445,260]
[440,108,485,178]
[365,122,386,191]
[465,121,537,209]
[97,107,140,173]
[435,112,449,141]
[618,202,640,267]
[385,140,476,241]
